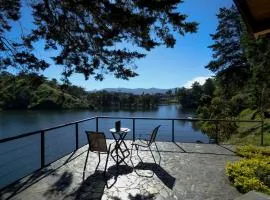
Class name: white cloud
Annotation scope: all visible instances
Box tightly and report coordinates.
[183,76,211,88]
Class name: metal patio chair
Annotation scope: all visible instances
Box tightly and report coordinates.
[84,131,111,176]
[130,125,161,166]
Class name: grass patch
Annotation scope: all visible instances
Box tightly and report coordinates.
[223,109,270,146]
[227,133,270,146]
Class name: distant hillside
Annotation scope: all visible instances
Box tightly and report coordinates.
[0,72,89,110]
[0,73,162,110]
[94,88,172,95]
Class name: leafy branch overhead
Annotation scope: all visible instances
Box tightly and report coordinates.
[0,0,49,72]
[19,0,197,80]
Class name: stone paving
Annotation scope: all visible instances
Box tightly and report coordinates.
[0,141,241,200]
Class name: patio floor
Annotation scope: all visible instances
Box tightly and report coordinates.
[0,141,241,200]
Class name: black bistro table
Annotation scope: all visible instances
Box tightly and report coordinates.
[109,127,131,167]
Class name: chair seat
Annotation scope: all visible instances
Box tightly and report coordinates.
[132,139,149,147]
[130,125,161,166]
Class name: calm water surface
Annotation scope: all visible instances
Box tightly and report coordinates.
[0,104,206,141]
[0,104,209,188]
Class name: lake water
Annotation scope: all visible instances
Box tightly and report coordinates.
[0,104,209,189]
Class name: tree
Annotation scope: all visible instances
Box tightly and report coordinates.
[206,6,250,98]
[0,0,48,72]
[22,0,198,80]
[203,78,215,97]
[200,78,215,105]
[241,33,270,116]
[177,83,203,109]
[191,81,203,106]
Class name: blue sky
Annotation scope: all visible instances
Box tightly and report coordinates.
[11,0,233,90]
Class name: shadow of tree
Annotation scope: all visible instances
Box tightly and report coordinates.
[0,149,86,200]
[110,193,156,200]
[0,168,54,200]
[128,193,155,200]
[71,170,112,200]
[43,171,73,198]
[134,162,175,189]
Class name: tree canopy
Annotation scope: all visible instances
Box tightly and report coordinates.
[0,0,198,80]
[0,0,49,72]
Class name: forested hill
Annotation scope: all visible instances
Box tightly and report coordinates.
[0,72,88,110]
[0,72,160,110]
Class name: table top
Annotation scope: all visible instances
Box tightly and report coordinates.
[109,127,130,133]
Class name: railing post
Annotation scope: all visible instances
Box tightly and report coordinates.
[40,131,45,168]
[261,120,264,146]
[215,121,219,144]
[96,117,99,132]
[133,118,135,141]
[75,122,79,150]
[172,119,175,142]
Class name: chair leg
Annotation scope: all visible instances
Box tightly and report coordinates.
[104,144,111,176]
[154,142,161,165]
[130,144,136,168]
[104,153,109,176]
[136,145,143,163]
[83,148,90,181]
[149,146,157,164]
[95,152,101,172]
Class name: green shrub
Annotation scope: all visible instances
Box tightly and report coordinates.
[236,145,270,158]
[226,145,270,195]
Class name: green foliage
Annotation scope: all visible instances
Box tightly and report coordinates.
[22,0,197,80]
[177,80,212,109]
[236,145,270,158]
[223,109,270,146]
[87,90,159,110]
[0,72,90,109]
[239,109,258,120]
[230,94,249,115]
[0,0,49,72]
[0,0,198,79]
[198,120,238,142]
[206,6,251,97]
[226,146,270,194]
[0,72,160,110]
[196,6,270,145]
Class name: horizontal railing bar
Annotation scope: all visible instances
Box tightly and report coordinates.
[97,116,263,123]
[0,117,97,144]
[0,116,262,144]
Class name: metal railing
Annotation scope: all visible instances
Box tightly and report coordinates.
[0,117,96,169]
[0,116,264,190]
[97,116,264,144]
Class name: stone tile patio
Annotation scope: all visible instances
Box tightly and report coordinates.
[0,141,241,200]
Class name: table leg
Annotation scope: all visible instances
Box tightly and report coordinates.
[110,131,131,168]
[117,141,119,169]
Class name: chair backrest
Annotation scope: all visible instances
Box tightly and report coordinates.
[85,131,107,152]
[148,125,161,146]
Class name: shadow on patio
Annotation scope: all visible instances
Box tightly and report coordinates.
[0,141,241,200]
